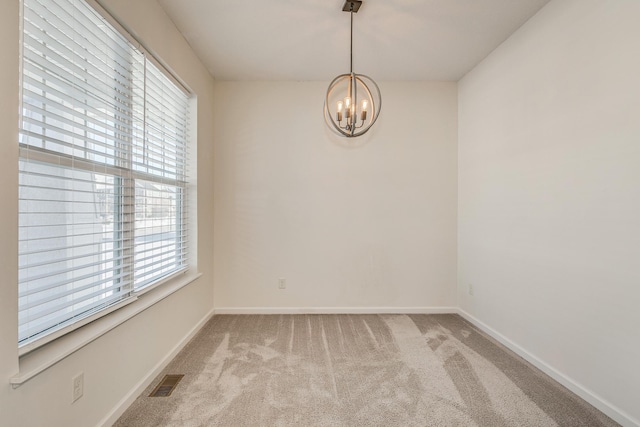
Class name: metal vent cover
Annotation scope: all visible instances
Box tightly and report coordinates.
[149,374,184,397]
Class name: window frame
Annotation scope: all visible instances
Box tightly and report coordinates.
[16,0,196,356]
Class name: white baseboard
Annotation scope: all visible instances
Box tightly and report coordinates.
[98,308,214,427]
[457,309,639,427]
[213,306,458,315]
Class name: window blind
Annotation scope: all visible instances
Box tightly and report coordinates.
[19,0,190,347]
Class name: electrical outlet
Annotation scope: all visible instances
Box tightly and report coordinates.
[468,284,474,296]
[72,372,84,403]
[278,278,286,289]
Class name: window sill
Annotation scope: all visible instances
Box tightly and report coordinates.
[10,271,202,388]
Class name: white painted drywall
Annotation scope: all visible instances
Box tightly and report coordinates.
[213,81,458,310]
[458,0,640,424]
[0,1,215,426]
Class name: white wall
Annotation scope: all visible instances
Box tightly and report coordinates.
[213,81,457,311]
[458,0,640,424]
[0,1,215,426]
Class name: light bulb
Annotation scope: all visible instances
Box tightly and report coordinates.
[344,97,351,108]
[337,101,343,112]
[360,99,368,121]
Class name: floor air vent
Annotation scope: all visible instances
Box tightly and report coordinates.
[149,374,184,397]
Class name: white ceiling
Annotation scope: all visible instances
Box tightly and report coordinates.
[157,0,551,81]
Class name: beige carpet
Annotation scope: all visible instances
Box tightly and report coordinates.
[115,314,618,426]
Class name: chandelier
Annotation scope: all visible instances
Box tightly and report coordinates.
[324,0,382,138]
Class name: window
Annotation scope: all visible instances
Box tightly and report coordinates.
[19,0,191,348]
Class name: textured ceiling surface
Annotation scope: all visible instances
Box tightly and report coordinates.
[158,0,551,81]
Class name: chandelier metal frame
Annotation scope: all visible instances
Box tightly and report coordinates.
[324,0,382,138]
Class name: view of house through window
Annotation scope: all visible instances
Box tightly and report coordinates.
[18,0,191,347]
